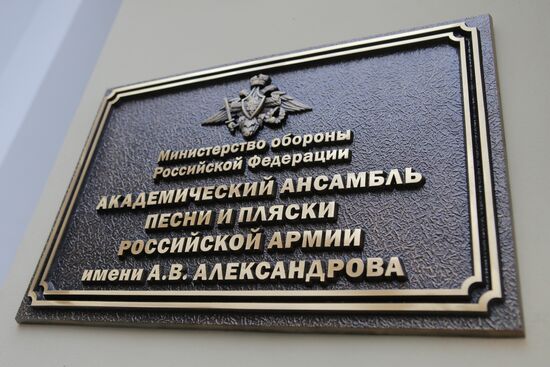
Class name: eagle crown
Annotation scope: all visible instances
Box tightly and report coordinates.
[249,74,270,87]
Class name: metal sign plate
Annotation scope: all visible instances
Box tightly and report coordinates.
[17,15,523,336]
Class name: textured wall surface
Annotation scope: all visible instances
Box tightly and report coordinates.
[51,42,470,292]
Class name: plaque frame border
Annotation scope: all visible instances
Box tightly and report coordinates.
[25,22,503,314]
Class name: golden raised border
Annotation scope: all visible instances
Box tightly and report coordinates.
[28,22,501,313]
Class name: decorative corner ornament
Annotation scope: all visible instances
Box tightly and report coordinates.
[201,74,312,138]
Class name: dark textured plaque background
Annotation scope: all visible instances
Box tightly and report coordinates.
[17,15,523,335]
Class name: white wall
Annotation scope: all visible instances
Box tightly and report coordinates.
[0,0,121,283]
[1,0,549,366]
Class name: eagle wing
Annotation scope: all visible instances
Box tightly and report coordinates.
[201,97,241,125]
[265,91,311,112]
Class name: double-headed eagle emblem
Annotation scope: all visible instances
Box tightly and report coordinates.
[201,74,311,138]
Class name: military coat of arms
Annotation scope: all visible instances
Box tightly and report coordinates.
[201,74,311,138]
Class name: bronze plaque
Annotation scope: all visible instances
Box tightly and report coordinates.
[17,15,523,336]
